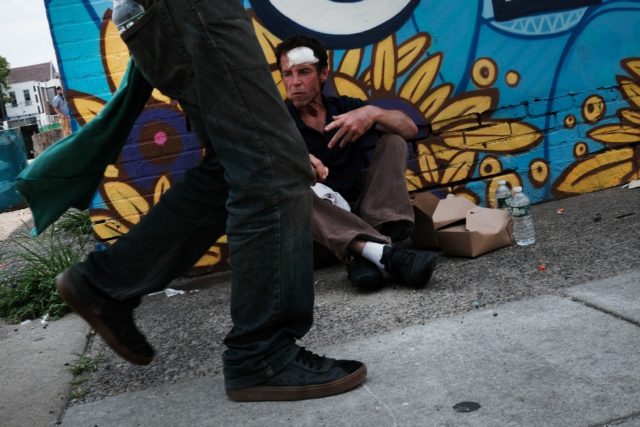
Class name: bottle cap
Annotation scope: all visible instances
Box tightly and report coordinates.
[498,180,506,185]
[514,186,523,192]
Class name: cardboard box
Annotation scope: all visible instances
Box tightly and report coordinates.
[411,191,441,249]
[433,195,513,257]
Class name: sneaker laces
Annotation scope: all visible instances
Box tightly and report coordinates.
[295,347,327,370]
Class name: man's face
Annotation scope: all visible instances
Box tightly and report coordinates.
[280,53,328,109]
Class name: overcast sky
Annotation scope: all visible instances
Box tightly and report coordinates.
[0,0,57,69]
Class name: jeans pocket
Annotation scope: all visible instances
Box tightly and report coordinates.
[121,0,193,98]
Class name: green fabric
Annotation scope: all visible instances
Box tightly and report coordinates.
[15,60,153,234]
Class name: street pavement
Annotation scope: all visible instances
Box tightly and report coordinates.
[1,186,639,426]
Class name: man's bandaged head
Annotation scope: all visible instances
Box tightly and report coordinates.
[286,47,319,67]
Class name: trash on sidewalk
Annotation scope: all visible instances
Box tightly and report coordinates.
[20,319,31,325]
[538,263,546,272]
[164,288,185,297]
[556,208,565,214]
[412,194,513,257]
[148,288,186,297]
[622,179,640,189]
[40,314,50,325]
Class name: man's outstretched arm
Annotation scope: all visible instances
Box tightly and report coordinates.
[325,105,418,148]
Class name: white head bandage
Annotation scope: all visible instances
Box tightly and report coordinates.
[286,47,319,67]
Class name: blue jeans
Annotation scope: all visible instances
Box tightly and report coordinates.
[72,0,315,389]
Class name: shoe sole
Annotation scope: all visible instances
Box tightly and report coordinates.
[226,364,367,402]
[55,273,153,366]
[348,274,385,291]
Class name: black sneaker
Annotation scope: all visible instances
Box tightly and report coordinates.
[381,245,438,288]
[55,270,154,365]
[346,256,384,290]
[226,346,367,402]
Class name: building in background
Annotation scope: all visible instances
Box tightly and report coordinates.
[2,61,60,130]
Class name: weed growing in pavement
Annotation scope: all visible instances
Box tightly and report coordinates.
[55,209,93,235]
[69,388,87,400]
[70,352,102,375]
[0,216,93,323]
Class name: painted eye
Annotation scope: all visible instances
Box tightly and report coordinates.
[249,0,419,49]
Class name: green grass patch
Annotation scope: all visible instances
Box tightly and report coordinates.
[55,209,93,235]
[0,218,92,323]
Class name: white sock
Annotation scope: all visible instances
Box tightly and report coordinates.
[361,242,387,270]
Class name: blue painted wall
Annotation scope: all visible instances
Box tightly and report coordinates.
[44,0,640,268]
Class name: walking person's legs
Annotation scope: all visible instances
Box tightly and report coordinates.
[57,0,366,402]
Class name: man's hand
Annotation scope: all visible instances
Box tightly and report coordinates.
[325,106,377,149]
[309,154,329,182]
[325,104,418,148]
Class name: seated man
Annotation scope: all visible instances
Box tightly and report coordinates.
[276,35,437,290]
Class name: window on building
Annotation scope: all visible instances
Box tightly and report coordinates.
[24,89,32,106]
[9,91,17,107]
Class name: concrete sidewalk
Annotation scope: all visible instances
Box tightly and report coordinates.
[2,186,639,426]
[60,273,640,426]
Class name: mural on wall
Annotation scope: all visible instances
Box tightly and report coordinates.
[45,0,640,270]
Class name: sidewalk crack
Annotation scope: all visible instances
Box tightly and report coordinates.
[362,384,399,426]
[589,410,640,426]
[565,295,640,328]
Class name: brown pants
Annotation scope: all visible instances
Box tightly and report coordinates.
[313,134,414,260]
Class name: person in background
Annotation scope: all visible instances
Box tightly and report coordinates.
[276,35,438,291]
[52,86,71,137]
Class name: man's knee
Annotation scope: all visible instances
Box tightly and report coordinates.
[377,133,408,157]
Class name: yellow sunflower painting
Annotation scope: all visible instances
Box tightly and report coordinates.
[554,58,640,196]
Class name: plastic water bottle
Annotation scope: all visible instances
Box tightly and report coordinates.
[509,186,535,246]
[495,180,512,211]
[112,0,145,34]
